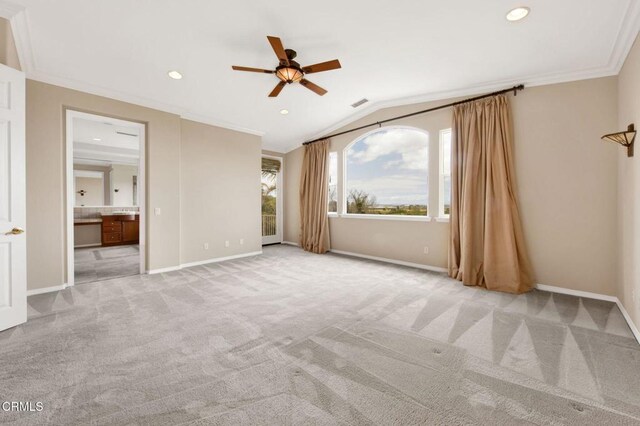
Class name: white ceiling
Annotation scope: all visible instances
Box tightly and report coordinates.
[2,0,640,152]
[73,117,140,166]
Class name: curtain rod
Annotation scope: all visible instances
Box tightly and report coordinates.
[302,84,525,146]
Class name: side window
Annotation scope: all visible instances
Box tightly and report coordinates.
[439,129,452,217]
[328,152,338,213]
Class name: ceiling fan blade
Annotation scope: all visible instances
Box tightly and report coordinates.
[232,66,274,74]
[299,79,327,96]
[302,59,342,74]
[267,36,289,66]
[268,81,287,97]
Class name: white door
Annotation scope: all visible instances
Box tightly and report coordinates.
[261,156,283,245]
[0,63,26,332]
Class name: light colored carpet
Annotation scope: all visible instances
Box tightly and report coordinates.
[74,244,140,284]
[2,244,639,425]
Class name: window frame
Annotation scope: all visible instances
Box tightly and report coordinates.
[342,125,430,219]
[438,128,452,220]
[328,151,338,215]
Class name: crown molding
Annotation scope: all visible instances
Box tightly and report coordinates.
[282,1,640,153]
[5,0,640,151]
[282,65,621,153]
[0,0,22,18]
[4,0,264,138]
[180,112,264,137]
[608,0,640,73]
[9,7,35,73]
[27,69,265,137]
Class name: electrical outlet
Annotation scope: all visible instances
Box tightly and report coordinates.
[224,240,230,248]
[154,207,161,216]
[204,243,209,250]
[423,246,429,255]
[240,238,244,245]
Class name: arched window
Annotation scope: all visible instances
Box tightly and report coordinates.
[344,127,429,216]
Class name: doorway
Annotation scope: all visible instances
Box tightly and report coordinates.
[66,110,146,285]
[261,155,283,245]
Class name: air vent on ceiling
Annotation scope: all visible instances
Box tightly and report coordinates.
[351,98,369,108]
[116,131,138,137]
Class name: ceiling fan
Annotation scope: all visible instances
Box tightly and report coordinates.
[232,36,341,97]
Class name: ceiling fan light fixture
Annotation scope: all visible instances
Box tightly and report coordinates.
[276,66,304,83]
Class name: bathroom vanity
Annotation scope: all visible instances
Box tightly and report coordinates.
[101,214,139,246]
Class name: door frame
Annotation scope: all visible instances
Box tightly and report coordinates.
[261,154,283,245]
[65,109,147,286]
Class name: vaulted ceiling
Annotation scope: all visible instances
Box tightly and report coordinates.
[2,0,639,152]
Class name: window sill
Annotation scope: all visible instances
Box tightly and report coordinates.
[336,214,431,222]
[434,216,450,223]
[328,212,339,218]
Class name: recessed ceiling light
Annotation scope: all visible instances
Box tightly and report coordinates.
[93,138,102,141]
[506,7,530,21]
[280,109,289,115]
[167,70,183,80]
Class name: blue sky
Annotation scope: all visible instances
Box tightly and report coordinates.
[346,128,429,205]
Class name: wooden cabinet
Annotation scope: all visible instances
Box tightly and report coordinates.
[122,220,139,243]
[101,214,139,246]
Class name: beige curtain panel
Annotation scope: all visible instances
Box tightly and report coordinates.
[448,95,534,294]
[299,139,331,253]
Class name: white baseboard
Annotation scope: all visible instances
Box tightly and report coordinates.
[282,241,299,246]
[27,283,68,296]
[147,251,263,274]
[537,283,640,344]
[146,265,181,274]
[74,243,101,248]
[535,283,618,303]
[329,249,448,273]
[180,251,263,269]
[615,299,640,345]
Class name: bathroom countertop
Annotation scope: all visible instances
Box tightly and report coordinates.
[74,218,103,224]
[100,212,140,216]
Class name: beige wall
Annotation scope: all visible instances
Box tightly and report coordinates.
[74,164,112,205]
[513,78,618,295]
[110,164,138,206]
[285,77,619,295]
[74,176,104,206]
[27,80,181,289]
[26,80,262,291]
[618,35,640,326]
[180,120,261,264]
[0,17,21,71]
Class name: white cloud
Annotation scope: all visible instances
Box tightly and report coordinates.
[349,128,428,170]
[348,174,428,205]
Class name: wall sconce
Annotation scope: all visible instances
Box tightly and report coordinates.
[77,190,86,196]
[602,124,636,157]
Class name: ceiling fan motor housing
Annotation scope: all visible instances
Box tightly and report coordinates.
[285,49,297,60]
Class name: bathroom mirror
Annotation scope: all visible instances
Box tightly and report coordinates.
[73,117,140,207]
[73,165,139,207]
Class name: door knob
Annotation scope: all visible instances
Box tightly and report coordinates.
[5,227,25,235]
